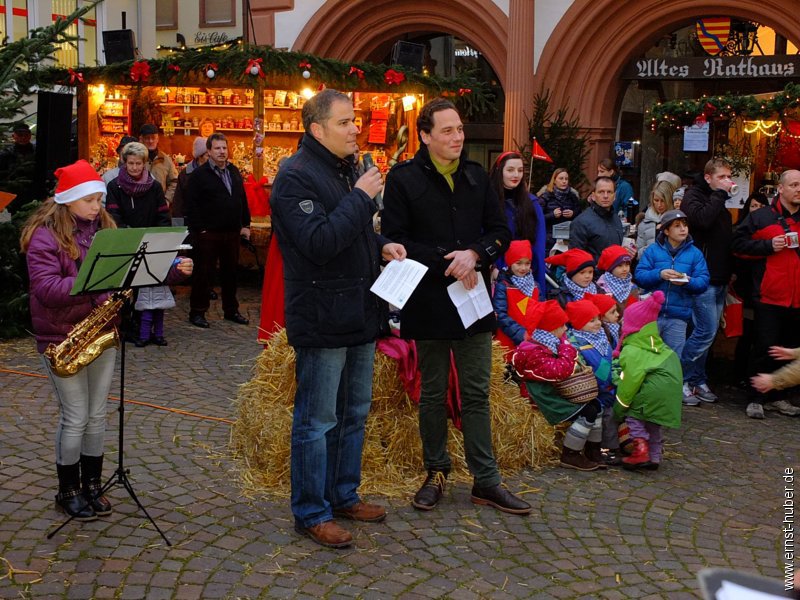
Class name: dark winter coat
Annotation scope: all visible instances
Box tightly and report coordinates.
[270,133,388,348]
[540,189,582,232]
[185,160,250,233]
[569,202,624,260]
[635,235,710,320]
[105,178,171,229]
[732,198,800,308]
[382,146,511,340]
[681,179,732,285]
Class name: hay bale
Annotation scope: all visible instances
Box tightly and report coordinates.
[231,330,558,498]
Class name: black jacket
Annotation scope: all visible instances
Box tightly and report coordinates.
[681,179,732,285]
[569,202,624,260]
[382,146,511,340]
[185,160,250,232]
[106,178,171,228]
[270,134,388,348]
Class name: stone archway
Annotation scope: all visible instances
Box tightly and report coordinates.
[535,0,800,180]
[292,0,508,88]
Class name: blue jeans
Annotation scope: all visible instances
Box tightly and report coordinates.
[658,316,688,360]
[681,284,726,386]
[290,342,375,528]
[41,349,117,466]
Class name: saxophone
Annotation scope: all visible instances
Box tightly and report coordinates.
[44,289,132,377]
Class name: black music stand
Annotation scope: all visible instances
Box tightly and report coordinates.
[47,228,187,545]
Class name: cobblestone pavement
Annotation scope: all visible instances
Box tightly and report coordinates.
[1,281,798,599]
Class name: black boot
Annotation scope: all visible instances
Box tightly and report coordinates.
[56,463,97,521]
[80,454,112,516]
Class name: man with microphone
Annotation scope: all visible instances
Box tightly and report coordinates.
[270,89,405,548]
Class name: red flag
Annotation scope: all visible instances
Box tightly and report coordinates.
[531,138,553,163]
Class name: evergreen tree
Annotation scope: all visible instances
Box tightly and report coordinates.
[0,0,103,339]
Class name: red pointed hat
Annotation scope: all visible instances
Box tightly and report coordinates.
[53,159,106,204]
[545,248,595,277]
[524,299,568,333]
[566,300,601,330]
[584,292,617,316]
[505,240,532,266]
[598,245,631,272]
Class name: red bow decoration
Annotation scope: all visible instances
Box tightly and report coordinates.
[299,60,311,70]
[245,58,265,78]
[703,102,717,117]
[317,83,326,92]
[167,64,180,73]
[129,61,151,83]
[349,66,365,80]
[67,68,84,85]
[458,88,472,96]
[384,69,405,85]
[206,63,218,73]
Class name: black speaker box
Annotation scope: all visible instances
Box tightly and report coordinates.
[35,91,73,196]
[103,29,136,63]
[391,41,425,73]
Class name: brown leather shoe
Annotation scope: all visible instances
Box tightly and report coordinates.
[332,501,386,522]
[295,520,353,548]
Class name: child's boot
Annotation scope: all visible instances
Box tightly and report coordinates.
[583,442,607,469]
[622,438,650,470]
[560,446,600,471]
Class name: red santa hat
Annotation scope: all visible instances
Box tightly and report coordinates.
[545,248,595,277]
[505,240,532,266]
[53,160,106,204]
[566,300,601,330]
[584,292,617,317]
[524,299,568,333]
[597,245,631,273]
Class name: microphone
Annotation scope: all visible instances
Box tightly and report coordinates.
[361,152,384,211]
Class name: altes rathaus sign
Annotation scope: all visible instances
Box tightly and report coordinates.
[623,55,799,79]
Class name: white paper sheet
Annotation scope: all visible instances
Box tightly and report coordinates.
[716,580,788,600]
[447,277,493,329]
[128,231,189,287]
[369,258,427,309]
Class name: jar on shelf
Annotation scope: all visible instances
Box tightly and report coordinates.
[176,89,184,104]
[282,120,291,131]
[290,116,299,131]
[265,93,274,107]
[208,94,216,105]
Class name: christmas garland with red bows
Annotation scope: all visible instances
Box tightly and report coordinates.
[34,40,492,116]
[648,82,800,133]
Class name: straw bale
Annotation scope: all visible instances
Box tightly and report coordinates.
[231,330,558,499]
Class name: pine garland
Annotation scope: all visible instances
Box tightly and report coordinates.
[648,82,800,133]
[28,41,492,116]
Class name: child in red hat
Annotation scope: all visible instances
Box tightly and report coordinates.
[493,240,540,352]
[566,300,618,466]
[596,244,638,309]
[612,291,682,470]
[545,248,596,305]
[512,300,603,471]
[585,292,620,348]
[20,160,193,523]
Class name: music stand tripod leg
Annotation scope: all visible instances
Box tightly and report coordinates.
[48,297,171,546]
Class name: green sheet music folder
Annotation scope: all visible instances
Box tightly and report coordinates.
[71,227,188,295]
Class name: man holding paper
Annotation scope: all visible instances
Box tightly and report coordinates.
[270,89,405,549]
[382,97,531,516]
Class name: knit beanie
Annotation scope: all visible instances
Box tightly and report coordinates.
[545,248,595,277]
[566,300,601,330]
[619,291,664,343]
[193,137,208,158]
[505,240,532,266]
[53,159,106,204]
[525,299,568,333]
[584,292,617,317]
[597,245,631,273]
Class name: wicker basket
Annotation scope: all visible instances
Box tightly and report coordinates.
[553,363,598,404]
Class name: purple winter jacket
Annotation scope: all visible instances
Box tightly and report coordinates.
[27,218,187,353]
[26,217,112,353]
